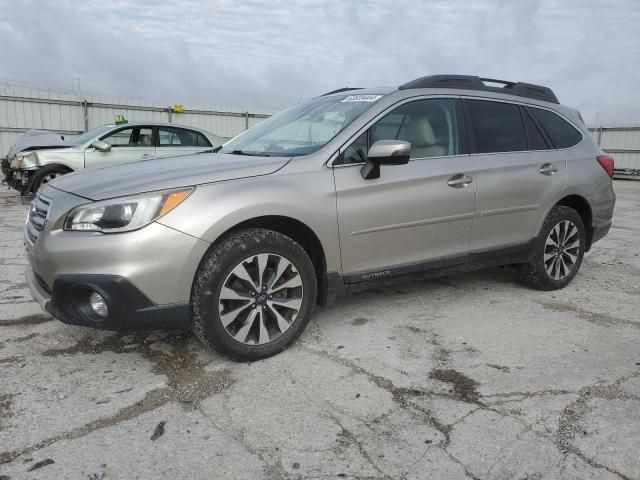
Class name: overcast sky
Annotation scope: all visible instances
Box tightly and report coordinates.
[0,0,639,123]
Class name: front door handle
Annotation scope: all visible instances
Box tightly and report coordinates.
[539,163,558,175]
[447,173,473,188]
[140,153,152,159]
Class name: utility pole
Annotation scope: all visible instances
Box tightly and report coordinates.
[76,76,88,132]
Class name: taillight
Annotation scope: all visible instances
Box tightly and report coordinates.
[597,154,614,178]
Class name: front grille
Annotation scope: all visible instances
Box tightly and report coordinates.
[26,193,52,246]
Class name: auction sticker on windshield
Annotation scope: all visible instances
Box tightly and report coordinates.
[340,95,383,102]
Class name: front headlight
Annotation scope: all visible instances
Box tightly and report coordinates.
[63,188,193,233]
[10,151,37,170]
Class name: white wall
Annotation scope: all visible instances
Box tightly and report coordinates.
[588,125,640,173]
[0,84,276,158]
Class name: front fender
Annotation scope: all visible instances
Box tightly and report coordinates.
[25,150,84,172]
[157,170,342,274]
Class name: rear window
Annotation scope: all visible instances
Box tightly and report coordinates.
[467,100,527,153]
[529,108,582,149]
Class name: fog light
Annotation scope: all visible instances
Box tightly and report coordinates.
[89,291,108,318]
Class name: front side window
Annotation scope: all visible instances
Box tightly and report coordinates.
[529,107,582,149]
[220,94,382,157]
[467,100,527,153]
[342,131,369,164]
[341,98,461,164]
[101,127,153,147]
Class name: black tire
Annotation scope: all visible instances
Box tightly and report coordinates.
[518,205,586,291]
[191,228,317,360]
[29,165,71,194]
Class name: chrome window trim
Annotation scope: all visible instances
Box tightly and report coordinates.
[332,152,471,168]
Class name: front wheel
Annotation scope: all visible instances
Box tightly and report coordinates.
[191,229,317,360]
[29,165,71,194]
[518,205,586,290]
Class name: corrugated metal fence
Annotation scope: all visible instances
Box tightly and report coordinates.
[588,125,640,179]
[0,85,276,158]
[3,84,639,180]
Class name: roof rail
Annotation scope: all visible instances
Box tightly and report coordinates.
[398,75,559,104]
[319,87,363,97]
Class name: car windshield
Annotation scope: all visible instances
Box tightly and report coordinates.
[220,93,383,157]
[66,125,115,146]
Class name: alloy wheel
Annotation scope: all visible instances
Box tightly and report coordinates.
[218,253,304,345]
[544,220,580,280]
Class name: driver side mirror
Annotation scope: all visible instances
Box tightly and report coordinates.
[361,140,411,180]
[91,140,112,153]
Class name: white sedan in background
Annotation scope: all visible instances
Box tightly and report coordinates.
[4,122,224,194]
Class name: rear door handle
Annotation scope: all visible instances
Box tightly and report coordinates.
[539,163,558,175]
[447,173,473,188]
[140,153,152,159]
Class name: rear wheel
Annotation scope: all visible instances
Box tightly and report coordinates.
[518,205,585,290]
[191,229,317,360]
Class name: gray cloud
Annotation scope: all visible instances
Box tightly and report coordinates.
[0,0,638,123]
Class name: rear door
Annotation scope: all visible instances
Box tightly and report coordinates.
[333,97,477,279]
[464,98,567,251]
[84,126,155,169]
[155,127,213,159]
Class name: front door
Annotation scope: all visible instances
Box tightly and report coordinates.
[333,98,477,280]
[84,126,156,169]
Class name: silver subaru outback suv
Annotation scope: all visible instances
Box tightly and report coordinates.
[24,75,615,360]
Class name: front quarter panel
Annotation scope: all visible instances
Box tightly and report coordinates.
[157,163,342,274]
[28,149,84,171]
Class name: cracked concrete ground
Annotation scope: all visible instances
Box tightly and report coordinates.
[1,181,639,480]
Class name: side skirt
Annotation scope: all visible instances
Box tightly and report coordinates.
[342,241,536,285]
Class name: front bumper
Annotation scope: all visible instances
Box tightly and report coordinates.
[25,185,211,330]
[1,158,17,189]
[2,165,32,193]
[27,267,191,330]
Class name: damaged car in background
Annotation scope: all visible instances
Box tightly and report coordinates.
[2,129,68,190]
[2,122,224,194]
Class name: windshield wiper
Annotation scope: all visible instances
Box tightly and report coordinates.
[228,149,270,157]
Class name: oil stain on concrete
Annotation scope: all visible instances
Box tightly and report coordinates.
[429,369,481,404]
[1,332,233,465]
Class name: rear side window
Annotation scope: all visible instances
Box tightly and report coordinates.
[197,133,212,147]
[158,127,211,147]
[467,100,527,153]
[529,108,582,149]
[521,108,549,150]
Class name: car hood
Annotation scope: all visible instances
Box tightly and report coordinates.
[49,152,292,200]
[7,130,70,159]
